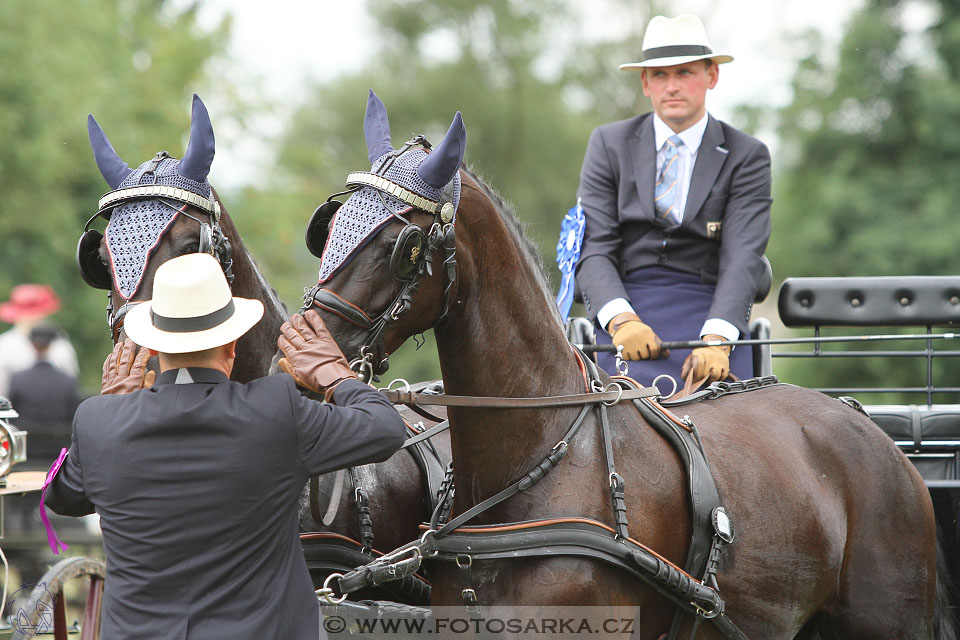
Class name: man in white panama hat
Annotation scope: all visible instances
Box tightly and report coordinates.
[43,253,406,640]
[576,13,772,390]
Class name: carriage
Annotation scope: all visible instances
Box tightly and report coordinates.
[10,92,956,639]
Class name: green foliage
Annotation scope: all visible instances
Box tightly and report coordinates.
[240,0,653,383]
[0,0,231,393]
[771,0,960,398]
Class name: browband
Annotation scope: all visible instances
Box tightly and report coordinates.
[97,185,221,218]
[346,172,455,223]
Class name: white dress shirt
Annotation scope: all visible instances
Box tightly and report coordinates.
[597,112,740,343]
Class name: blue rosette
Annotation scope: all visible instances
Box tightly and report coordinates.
[555,199,585,321]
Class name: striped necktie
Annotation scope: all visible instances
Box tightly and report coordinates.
[655,135,684,226]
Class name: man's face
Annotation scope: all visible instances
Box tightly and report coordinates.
[641,60,718,132]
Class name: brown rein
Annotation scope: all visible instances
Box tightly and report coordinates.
[380,385,659,409]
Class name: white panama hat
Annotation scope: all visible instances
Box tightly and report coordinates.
[619,13,733,70]
[124,253,264,353]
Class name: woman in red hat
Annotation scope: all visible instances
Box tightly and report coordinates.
[0,284,78,396]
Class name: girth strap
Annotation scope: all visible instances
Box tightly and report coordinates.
[629,392,722,581]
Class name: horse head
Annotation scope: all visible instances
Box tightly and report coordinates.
[304,90,466,380]
[78,94,284,382]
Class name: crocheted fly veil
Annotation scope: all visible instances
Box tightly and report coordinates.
[87,94,216,300]
[316,90,466,283]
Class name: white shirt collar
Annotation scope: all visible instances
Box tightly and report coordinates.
[653,112,710,154]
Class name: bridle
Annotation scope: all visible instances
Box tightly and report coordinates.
[303,136,458,381]
[76,152,234,344]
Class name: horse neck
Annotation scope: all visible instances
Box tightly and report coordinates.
[432,187,593,502]
[218,211,287,383]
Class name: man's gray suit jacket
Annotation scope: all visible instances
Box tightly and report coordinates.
[576,112,772,336]
[45,370,407,640]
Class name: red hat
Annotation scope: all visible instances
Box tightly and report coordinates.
[0,284,61,323]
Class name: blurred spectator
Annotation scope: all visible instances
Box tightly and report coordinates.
[8,323,82,469]
[0,284,78,396]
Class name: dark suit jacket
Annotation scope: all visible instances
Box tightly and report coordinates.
[45,370,406,640]
[8,361,80,466]
[576,112,772,336]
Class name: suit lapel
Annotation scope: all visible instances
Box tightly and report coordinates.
[630,115,657,220]
[685,116,727,222]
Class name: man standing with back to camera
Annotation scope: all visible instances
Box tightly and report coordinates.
[576,13,772,388]
[43,252,407,639]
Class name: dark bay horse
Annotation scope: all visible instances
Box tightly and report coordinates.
[79,96,445,604]
[312,128,948,636]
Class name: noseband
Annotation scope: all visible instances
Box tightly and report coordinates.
[303,137,458,381]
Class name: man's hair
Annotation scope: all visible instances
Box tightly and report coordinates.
[28,323,58,350]
[160,345,225,368]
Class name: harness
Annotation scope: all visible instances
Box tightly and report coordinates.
[76,151,235,343]
[303,137,458,381]
[324,359,781,639]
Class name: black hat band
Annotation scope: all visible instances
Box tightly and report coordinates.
[151,299,235,333]
[642,45,713,62]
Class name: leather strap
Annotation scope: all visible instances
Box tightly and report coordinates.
[380,386,658,408]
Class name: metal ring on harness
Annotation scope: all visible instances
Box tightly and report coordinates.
[319,573,348,604]
[387,378,412,392]
[691,596,722,619]
[615,345,628,376]
[349,350,375,383]
[601,382,623,406]
[652,374,678,399]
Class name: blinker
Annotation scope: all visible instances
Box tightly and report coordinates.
[306,200,344,259]
[390,224,427,282]
[76,228,112,290]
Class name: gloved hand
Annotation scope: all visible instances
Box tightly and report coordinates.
[101,339,156,394]
[608,312,666,360]
[277,309,357,403]
[681,334,731,384]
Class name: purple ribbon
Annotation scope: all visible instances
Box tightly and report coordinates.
[40,448,70,555]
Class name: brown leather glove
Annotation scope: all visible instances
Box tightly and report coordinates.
[101,339,156,394]
[681,334,731,384]
[608,312,666,360]
[277,309,357,403]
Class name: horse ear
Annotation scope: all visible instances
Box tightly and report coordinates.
[364,89,394,164]
[417,112,466,188]
[87,114,133,189]
[178,94,215,183]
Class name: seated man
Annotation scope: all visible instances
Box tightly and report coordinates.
[576,13,772,387]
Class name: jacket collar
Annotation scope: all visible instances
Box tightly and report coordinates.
[156,367,229,386]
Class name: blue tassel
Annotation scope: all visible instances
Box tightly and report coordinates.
[555,199,585,321]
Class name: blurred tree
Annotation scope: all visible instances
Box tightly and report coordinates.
[771,0,960,397]
[238,0,660,383]
[0,0,231,393]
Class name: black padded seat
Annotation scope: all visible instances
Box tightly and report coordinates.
[779,276,960,327]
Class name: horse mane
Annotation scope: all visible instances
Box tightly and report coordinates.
[461,166,563,326]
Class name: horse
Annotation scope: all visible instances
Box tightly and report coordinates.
[78,95,447,605]
[308,97,951,638]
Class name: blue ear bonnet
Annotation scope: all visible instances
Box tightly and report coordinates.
[87,94,216,299]
[317,90,466,283]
